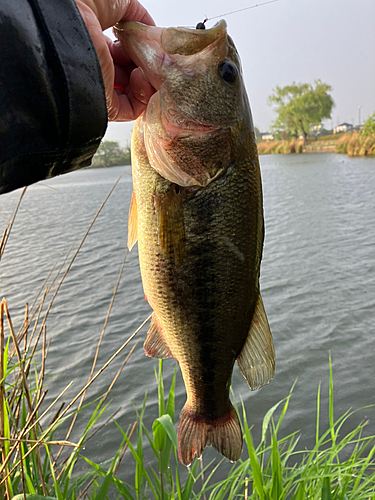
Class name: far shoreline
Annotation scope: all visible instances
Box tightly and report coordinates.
[257,131,375,157]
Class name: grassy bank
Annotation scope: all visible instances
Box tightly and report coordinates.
[257,132,375,156]
[257,137,337,155]
[335,131,375,156]
[257,138,305,155]
[2,188,375,499]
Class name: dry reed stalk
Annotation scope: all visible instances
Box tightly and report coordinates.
[3,300,48,495]
[0,227,7,258]
[76,421,137,500]
[8,390,48,470]
[113,420,137,474]
[6,175,125,436]
[0,187,27,261]
[48,402,65,427]
[0,299,10,500]
[24,303,28,354]
[5,301,46,436]
[33,325,49,408]
[28,240,74,317]
[0,436,80,447]
[77,476,98,500]
[1,175,133,494]
[0,382,71,481]
[51,313,150,423]
[5,300,33,412]
[32,175,123,353]
[14,240,75,349]
[0,390,48,482]
[57,247,129,462]
[19,441,26,500]
[24,289,46,356]
[12,176,121,365]
[245,476,249,500]
[8,290,47,402]
[100,341,138,408]
[0,315,151,486]
[84,408,122,443]
[56,341,138,478]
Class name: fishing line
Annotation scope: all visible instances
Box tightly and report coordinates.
[196,0,278,29]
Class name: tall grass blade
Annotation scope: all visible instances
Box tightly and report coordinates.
[322,476,332,500]
[242,404,265,500]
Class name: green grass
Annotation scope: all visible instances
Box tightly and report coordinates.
[2,187,375,500]
[3,328,375,500]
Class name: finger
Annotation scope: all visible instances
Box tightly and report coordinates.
[109,69,154,121]
[108,39,133,67]
[97,0,155,30]
[114,63,131,93]
[118,0,155,26]
[130,67,155,104]
[108,89,146,122]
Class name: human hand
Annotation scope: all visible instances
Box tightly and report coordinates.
[75,0,155,121]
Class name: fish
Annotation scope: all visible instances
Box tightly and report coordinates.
[114,20,275,466]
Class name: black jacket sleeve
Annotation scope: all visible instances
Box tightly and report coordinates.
[0,0,108,194]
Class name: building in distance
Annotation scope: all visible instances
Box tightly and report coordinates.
[333,123,353,134]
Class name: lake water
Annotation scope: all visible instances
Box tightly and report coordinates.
[1,153,375,485]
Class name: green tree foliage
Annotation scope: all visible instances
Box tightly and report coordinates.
[363,112,375,135]
[91,140,131,167]
[268,80,334,142]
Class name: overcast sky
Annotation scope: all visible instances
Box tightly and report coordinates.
[103,0,375,146]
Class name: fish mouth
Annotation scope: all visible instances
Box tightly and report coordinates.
[114,21,231,188]
[113,20,227,92]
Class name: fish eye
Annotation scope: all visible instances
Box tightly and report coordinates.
[218,61,238,84]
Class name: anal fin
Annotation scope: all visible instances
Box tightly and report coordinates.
[127,191,138,250]
[237,294,275,390]
[144,313,173,359]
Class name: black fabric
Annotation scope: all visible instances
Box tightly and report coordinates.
[0,0,108,194]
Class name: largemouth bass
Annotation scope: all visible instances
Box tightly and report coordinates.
[115,20,275,466]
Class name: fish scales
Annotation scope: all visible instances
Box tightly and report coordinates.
[115,19,275,465]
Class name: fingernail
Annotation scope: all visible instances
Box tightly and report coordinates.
[138,66,146,80]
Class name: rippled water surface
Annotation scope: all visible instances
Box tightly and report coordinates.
[1,153,375,481]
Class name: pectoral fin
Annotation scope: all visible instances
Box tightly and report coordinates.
[127,192,138,251]
[237,294,275,390]
[154,185,185,266]
[144,313,173,359]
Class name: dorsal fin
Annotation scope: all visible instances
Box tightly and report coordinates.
[237,294,275,390]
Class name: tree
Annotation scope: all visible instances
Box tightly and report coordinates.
[363,112,375,135]
[268,80,334,143]
[91,141,131,167]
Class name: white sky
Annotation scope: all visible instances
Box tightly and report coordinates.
[103,0,375,146]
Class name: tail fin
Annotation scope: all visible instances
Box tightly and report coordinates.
[178,404,242,466]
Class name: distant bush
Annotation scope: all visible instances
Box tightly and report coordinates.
[363,112,375,136]
[336,131,375,156]
[92,140,131,167]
